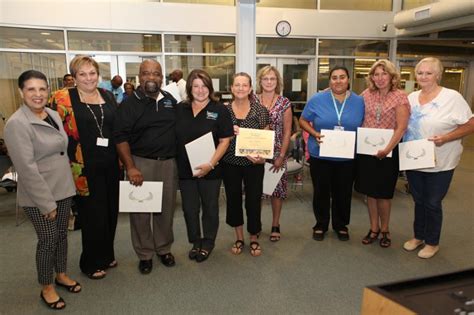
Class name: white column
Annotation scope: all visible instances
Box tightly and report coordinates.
[236,0,257,81]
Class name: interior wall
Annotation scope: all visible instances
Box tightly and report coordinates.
[0,0,395,38]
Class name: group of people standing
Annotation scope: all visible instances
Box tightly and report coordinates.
[300,57,473,260]
[3,55,473,310]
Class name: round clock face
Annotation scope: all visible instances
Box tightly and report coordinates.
[276,20,291,37]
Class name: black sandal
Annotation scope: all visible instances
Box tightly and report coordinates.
[380,232,391,248]
[249,241,262,257]
[40,291,66,310]
[107,260,118,269]
[85,270,106,280]
[231,240,244,255]
[55,279,82,293]
[269,226,281,242]
[362,230,380,245]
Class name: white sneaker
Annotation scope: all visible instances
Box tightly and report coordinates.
[417,245,439,259]
[403,239,424,251]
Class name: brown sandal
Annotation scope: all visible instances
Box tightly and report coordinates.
[249,241,262,257]
[380,232,391,248]
[362,230,380,245]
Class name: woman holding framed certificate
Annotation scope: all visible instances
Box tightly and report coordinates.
[355,59,410,248]
[256,66,293,242]
[175,69,233,263]
[222,72,270,257]
[403,57,474,259]
[299,66,364,242]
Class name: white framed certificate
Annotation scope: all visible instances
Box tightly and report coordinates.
[185,132,215,176]
[399,139,435,171]
[357,127,394,157]
[319,129,356,159]
[235,128,275,159]
[119,181,163,213]
[263,162,285,195]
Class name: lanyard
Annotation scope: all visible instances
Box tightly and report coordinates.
[85,103,105,138]
[331,91,348,126]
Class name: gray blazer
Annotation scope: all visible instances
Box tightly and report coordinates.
[4,105,76,214]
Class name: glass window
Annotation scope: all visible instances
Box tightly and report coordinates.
[319,39,389,57]
[402,0,433,10]
[0,52,67,134]
[318,58,378,94]
[257,0,316,9]
[0,27,65,50]
[257,38,315,55]
[320,0,392,11]
[400,65,467,94]
[397,40,474,59]
[68,31,161,52]
[165,55,235,92]
[162,0,234,5]
[164,35,235,53]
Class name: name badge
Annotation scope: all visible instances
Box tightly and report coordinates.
[334,126,344,131]
[206,111,218,120]
[96,137,109,147]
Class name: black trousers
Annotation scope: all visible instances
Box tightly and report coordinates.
[309,157,355,232]
[179,178,221,251]
[222,162,264,235]
[76,165,119,274]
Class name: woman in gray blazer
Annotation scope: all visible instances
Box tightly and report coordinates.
[4,70,79,310]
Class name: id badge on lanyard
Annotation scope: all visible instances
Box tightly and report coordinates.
[334,125,344,131]
[96,137,109,147]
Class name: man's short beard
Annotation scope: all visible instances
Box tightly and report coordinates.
[144,80,160,95]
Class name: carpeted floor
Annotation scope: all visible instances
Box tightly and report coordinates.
[0,145,473,314]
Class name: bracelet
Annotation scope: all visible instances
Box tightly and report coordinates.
[208,162,215,170]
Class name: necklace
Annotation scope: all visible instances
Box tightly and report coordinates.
[375,91,387,125]
[259,93,277,110]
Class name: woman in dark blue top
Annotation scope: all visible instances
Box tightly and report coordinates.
[299,66,364,241]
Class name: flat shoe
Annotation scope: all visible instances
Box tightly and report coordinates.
[362,229,380,245]
[379,232,391,248]
[336,230,350,241]
[249,241,262,257]
[312,229,325,241]
[40,291,66,310]
[231,240,244,255]
[188,248,200,260]
[269,226,281,242]
[55,279,81,293]
[139,259,153,274]
[84,270,106,280]
[195,249,210,263]
[418,245,439,259]
[107,260,118,269]
[403,239,424,251]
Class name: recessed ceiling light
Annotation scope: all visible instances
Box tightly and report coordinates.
[143,34,153,37]
[40,32,51,36]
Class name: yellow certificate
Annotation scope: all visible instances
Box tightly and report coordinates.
[235,128,275,159]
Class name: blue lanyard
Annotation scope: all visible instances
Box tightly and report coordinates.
[331,91,348,126]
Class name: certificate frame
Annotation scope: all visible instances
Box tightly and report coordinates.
[119,181,163,213]
[235,128,275,159]
[185,132,215,176]
[357,127,394,158]
[319,129,356,159]
[398,139,435,171]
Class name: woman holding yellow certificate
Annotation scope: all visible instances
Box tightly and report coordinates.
[222,72,269,257]
[299,66,364,242]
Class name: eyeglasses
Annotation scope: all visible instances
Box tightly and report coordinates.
[262,77,277,82]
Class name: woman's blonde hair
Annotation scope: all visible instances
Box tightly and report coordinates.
[69,55,100,78]
[415,57,444,84]
[366,59,401,91]
[256,66,283,95]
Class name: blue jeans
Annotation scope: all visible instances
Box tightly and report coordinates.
[406,170,454,245]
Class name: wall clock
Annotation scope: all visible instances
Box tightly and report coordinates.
[276,20,291,37]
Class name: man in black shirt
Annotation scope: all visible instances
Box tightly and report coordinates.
[114,59,178,274]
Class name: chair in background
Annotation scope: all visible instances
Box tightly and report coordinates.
[286,134,305,190]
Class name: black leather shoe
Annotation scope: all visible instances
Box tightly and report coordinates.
[159,253,176,267]
[138,259,152,274]
[336,230,350,241]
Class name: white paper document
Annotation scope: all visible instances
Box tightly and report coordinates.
[357,127,394,158]
[263,162,285,195]
[399,139,435,171]
[185,132,216,176]
[119,181,163,213]
[319,129,356,159]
